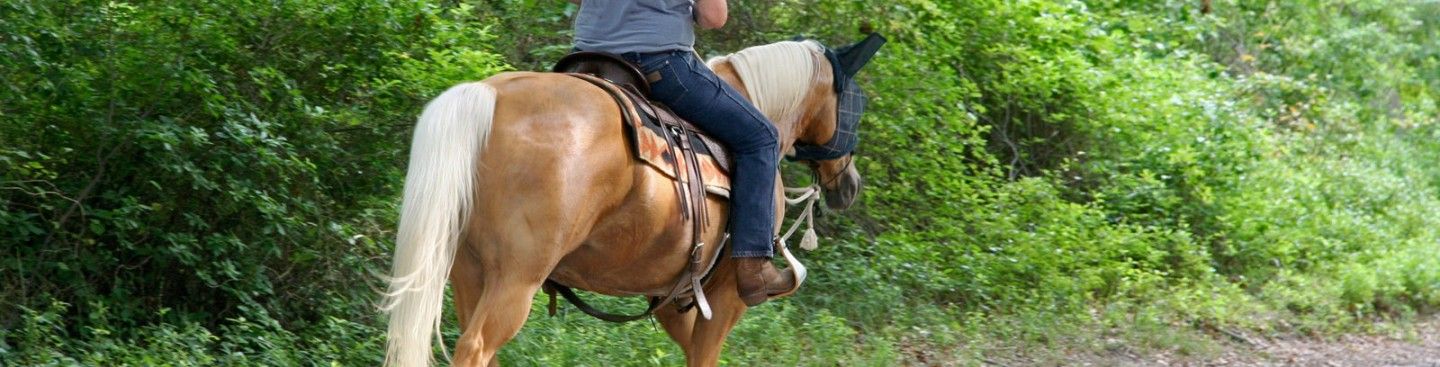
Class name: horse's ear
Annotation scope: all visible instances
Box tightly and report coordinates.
[836,33,886,77]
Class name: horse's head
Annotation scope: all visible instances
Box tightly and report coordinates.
[709,34,885,210]
[790,34,884,210]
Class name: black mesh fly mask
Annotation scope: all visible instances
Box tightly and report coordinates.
[790,33,886,161]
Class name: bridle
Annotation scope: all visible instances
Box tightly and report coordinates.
[807,155,854,190]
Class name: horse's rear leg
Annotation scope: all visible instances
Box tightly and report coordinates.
[450,243,548,367]
[454,282,538,367]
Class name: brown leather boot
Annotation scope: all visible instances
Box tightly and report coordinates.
[735,257,797,307]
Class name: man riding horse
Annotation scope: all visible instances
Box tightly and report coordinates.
[570,0,796,306]
[380,0,881,365]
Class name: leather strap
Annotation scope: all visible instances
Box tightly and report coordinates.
[549,73,727,323]
[545,280,663,323]
[661,121,692,220]
[673,124,714,319]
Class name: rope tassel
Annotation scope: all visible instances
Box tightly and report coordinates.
[781,185,822,251]
[800,227,818,251]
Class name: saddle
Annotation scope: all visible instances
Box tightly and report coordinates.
[552,52,654,96]
[554,52,734,195]
[545,51,736,321]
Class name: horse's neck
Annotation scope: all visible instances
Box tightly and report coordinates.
[708,60,804,155]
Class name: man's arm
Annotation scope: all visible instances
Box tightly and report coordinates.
[694,0,727,29]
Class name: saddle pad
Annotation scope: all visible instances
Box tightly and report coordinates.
[571,73,733,198]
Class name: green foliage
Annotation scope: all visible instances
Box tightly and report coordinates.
[2,0,500,364]
[489,300,895,366]
[4,0,1439,364]
[1,300,386,365]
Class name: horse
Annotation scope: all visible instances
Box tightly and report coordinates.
[381,37,877,367]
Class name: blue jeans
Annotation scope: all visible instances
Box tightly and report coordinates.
[622,50,779,258]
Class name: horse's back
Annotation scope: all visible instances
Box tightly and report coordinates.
[479,71,630,180]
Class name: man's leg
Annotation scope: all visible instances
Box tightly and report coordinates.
[630,51,794,306]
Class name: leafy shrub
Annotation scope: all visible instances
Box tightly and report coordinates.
[4,0,1439,364]
[2,0,502,363]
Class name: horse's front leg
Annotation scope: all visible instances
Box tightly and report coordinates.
[680,260,749,367]
[655,300,697,349]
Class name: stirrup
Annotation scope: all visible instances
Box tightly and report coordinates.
[768,240,807,300]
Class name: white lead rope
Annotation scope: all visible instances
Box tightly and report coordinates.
[766,185,822,300]
[780,185,821,251]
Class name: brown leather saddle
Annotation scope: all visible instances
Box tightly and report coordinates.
[553,52,655,96]
[553,51,734,196]
[544,51,736,322]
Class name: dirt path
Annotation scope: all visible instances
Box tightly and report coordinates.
[1143,316,1440,367]
[1222,316,1440,367]
[966,316,1439,367]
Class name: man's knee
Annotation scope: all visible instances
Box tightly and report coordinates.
[739,119,780,156]
[759,122,779,154]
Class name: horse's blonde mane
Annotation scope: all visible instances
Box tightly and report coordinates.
[708,40,824,124]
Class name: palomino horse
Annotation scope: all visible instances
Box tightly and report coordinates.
[382,38,876,367]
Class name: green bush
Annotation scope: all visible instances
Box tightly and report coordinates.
[2,0,500,364]
[4,0,1439,364]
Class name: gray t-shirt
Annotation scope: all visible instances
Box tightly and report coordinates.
[573,0,696,54]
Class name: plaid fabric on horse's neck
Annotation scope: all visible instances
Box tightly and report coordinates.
[789,33,884,161]
[791,76,864,161]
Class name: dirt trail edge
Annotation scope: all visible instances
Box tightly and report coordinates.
[1142,316,1439,367]
[979,315,1440,367]
[1237,316,1440,367]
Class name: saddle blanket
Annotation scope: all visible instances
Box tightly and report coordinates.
[572,73,734,198]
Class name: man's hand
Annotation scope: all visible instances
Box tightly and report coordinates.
[695,0,728,29]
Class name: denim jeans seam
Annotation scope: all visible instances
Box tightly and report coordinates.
[716,86,776,143]
[641,58,668,73]
[688,60,776,152]
[731,249,774,258]
[665,61,690,100]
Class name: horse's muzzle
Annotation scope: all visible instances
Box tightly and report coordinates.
[823,163,861,210]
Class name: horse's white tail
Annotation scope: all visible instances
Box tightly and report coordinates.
[382,82,497,367]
